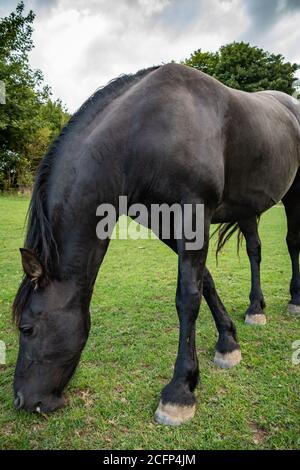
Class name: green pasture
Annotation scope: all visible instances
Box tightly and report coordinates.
[0,195,299,449]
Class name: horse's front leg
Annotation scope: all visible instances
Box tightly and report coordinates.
[239,217,267,325]
[155,213,209,426]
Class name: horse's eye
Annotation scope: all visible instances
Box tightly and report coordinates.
[19,325,34,336]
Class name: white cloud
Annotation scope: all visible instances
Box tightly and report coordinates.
[240,0,300,75]
[2,0,299,111]
[28,0,249,111]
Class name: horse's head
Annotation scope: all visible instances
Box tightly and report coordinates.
[13,249,90,413]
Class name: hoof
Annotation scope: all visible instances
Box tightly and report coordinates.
[155,400,196,426]
[288,303,300,315]
[214,349,242,369]
[245,313,267,325]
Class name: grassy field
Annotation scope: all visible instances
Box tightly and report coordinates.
[0,195,299,450]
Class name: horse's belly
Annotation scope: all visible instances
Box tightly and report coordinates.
[213,165,298,223]
[212,194,275,223]
[214,139,299,222]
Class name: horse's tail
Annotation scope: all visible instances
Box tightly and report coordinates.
[211,222,243,260]
[211,217,261,259]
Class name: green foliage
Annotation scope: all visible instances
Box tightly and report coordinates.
[0,149,22,189]
[184,41,299,94]
[0,2,69,190]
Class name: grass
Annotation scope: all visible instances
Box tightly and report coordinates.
[0,195,299,450]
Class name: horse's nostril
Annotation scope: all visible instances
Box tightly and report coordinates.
[14,391,24,410]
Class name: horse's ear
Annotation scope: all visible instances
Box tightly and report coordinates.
[20,248,44,281]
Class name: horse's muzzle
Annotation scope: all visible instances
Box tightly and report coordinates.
[13,389,65,413]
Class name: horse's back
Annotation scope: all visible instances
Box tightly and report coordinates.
[96,63,300,216]
[119,64,229,205]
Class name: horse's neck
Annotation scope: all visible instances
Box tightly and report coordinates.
[47,137,119,290]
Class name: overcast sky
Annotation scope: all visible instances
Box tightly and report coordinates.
[1,0,300,112]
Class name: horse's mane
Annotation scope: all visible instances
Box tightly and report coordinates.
[12,65,160,324]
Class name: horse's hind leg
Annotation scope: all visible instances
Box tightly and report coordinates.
[239,217,267,325]
[282,179,300,315]
[155,203,210,426]
[203,268,241,368]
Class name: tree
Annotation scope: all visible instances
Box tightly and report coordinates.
[183,42,299,95]
[0,2,69,190]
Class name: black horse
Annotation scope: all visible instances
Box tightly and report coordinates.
[12,64,300,425]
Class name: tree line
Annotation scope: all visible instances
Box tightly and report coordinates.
[0,2,69,190]
[0,2,299,190]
